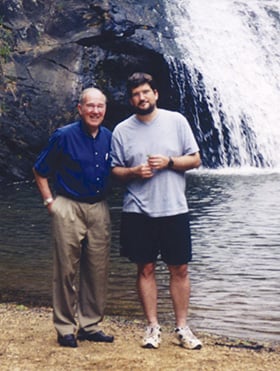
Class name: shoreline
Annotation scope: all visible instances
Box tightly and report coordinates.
[1,291,277,346]
[1,302,279,371]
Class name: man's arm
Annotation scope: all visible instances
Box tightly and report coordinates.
[32,167,54,208]
[112,152,201,182]
[147,152,201,172]
[112,163,154,182]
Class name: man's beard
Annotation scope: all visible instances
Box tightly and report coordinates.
[134,103,156,116]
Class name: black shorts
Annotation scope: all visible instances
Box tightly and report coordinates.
[120,212,192,265]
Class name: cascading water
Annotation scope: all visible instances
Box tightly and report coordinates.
[164,0,280,169]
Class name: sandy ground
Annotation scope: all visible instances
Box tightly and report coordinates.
[0,303,279,371]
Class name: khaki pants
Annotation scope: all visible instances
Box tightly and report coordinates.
[50,196,111,336]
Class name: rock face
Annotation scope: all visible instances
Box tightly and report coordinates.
[0,0,183,182]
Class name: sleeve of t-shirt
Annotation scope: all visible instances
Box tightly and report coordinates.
[179,114,200,155]
[110,128,126,168]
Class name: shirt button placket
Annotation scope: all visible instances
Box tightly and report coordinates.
[95,150,100,193]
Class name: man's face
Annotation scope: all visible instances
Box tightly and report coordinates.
[78,90,106,134]
[130,83,158,115]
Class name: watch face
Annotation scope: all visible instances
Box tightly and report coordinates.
[44,197,53,206]
[168,157,174,168]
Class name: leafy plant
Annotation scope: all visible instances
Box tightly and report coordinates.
[0,17,12,63]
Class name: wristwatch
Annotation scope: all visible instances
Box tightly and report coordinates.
[168,157,174,168]
[43,197,54,206]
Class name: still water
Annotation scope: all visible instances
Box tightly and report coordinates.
[0,170,279,343]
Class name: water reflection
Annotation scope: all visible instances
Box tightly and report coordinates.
[186,171,280,342]
[0,171,279,342]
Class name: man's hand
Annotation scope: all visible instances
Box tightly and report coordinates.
[147,155,169,170]
[134,163,154,178]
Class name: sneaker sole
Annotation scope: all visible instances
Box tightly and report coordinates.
[173,339,202,350]
[142,343,160,349]
[180,342,202,350]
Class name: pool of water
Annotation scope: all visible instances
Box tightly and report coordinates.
[0,170,279,343]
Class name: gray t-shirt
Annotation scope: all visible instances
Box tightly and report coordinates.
[111,109,199,217]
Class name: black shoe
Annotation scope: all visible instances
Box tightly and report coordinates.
[57,334,78,348]
[77,329,114,343]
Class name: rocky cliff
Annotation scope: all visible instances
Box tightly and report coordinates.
[0,0,189,182]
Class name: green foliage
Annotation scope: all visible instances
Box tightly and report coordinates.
[0,43,10,61]
[0,101,7,115]
[0,16,14,113]
[0,17,12,63]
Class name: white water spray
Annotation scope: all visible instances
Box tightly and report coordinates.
[164,0,280,168]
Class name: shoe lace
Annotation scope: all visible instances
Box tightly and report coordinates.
[145,325,161,338]
[176,326,195,340]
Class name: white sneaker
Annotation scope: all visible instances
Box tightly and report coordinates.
[142,325,162,349]
[175,326,202,349]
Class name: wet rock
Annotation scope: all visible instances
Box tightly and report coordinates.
[0,0,180,182]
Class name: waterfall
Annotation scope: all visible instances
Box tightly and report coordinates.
[164,0,280,168]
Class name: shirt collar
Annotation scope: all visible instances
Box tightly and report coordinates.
[80,120,101,138]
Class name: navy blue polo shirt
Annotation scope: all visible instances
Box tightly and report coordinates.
[34,120,112,202]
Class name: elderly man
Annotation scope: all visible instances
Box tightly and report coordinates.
[33,88,114,347]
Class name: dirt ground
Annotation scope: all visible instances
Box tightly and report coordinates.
[0,303,279,371]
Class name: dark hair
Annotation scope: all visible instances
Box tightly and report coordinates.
[127,72,158,97]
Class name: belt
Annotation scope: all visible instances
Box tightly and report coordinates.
[58,193,105,204]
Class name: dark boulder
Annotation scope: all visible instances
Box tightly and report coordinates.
[0,0,184,182]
